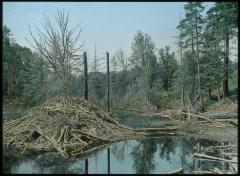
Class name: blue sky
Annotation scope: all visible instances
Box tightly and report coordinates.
[3,2,217,66]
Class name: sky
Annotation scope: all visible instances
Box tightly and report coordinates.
[4,2,225,70]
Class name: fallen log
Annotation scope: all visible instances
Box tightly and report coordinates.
[34,125,68,158]
[181,112,211,122]
[111,107,144,113]
[71,134,88,145]
[192,170,215,174]
[203,112,238,119]
[71,143,111,157]
[205,145,237,151]
[193,153,238,163]
[222,152,238,156]
[133,127,178,132]
[211,167,223,174]
[210,124,226,128]
[142,132,176,137]
[229,120,238,126]
[214,119,238,123]
[71,129,111,141]
[165,168,183,174]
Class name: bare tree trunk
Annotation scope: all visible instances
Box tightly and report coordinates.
[67,58,71,96]
[39,55,45,101]
[63,69,68,97]
[146,51,150,126]
[196,18,202,103]
[106,52,110,113]
[208,88,211,99]
[191,31,195,104]
[180,43,185,111]
[223,34,229,98]
[8,65,14,98]
[166,73,169,92]
[217,86,221,101]
[84,51,88,100]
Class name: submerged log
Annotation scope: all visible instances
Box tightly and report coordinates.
[165,167,183,174]
[192,170,215,174]
[205,145,237,151]
[133,127,178,132]
[211,167,223,174]
[222,152,238,156]
[71,143,110,157]
[142,132,176,137]
[193,153,238,163]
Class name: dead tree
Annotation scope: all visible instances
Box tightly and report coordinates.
[28,9,84,96]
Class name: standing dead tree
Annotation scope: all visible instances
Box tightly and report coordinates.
[28,9,84,96]
[114,49,129,96]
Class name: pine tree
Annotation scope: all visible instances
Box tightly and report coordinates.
[157,46,177,92]
[207,2,238,98]
[177,2,205,104]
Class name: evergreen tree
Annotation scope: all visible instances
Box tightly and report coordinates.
[207,2,238,97]
[157,46,178,91]
[177,2,205,104]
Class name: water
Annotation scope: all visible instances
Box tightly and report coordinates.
[3,136,237,174]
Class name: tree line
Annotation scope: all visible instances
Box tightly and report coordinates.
[3,2,238,112]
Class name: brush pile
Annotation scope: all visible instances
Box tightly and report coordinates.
[3,96,136,158]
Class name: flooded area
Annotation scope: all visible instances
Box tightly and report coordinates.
[3,136,238,174]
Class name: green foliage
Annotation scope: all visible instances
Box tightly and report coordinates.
[157,46,178,91]
[208,2,238,39]
[177,2,204,49]
[2,2,238,116]
[149,87,177,110]
[3,26,50,107]
[130,30,158,88]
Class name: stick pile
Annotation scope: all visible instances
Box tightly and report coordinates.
[3,96,136,158]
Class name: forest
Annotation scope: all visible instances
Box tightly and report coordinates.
[2,2,238,174]
[3,2,238,117]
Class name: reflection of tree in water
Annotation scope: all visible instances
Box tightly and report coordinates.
[131,138,158,174]
[194,140,234,173]
[33,153,84,174]
[111,140,131,162]
[156,137,176,161]
[3,152,25,173]
[180,137,205,171]
[180,137,234,173]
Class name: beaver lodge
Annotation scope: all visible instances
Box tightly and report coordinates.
[3,96,177,158]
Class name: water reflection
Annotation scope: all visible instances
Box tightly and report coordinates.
[131,138,158,174]
[3,152,24,173]
[3,136,238,174]
[107,147,110,174]
[85,159,88,174]
[111,140,131,162]
[157,137,176,161]
[33,153,84,174]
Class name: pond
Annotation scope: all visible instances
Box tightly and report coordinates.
[3,136,237,174]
